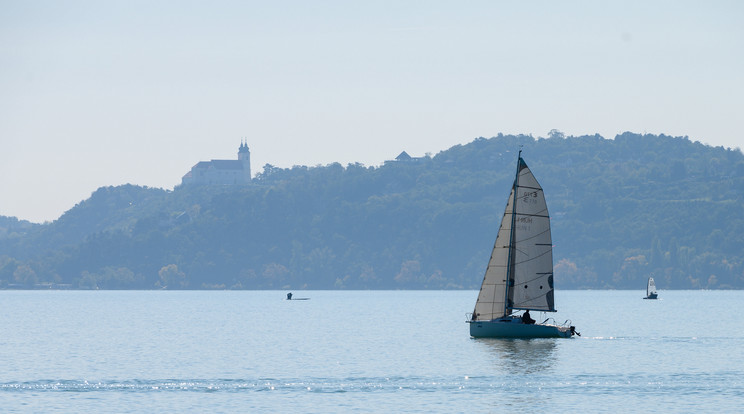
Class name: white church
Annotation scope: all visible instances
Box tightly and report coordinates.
[181,142,252,186]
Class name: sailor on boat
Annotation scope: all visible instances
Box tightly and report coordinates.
[521,310,535,325]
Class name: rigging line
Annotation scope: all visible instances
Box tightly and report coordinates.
[514,203,548,212]
[515,228,552,243]
[514,207,549,217]
[516,272,553,285]
[510,305,555,312]
[516,184,543,191]
[511,301,552,310]
[512,246,528,257]
[514,249,552,265]
[514,213,550,219]
[512,290,551,303]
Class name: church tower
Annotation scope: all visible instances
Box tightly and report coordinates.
[238,140,251,182]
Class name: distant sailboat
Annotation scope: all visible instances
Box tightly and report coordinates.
[286,292,310,300]
[644,277,658,299]
[468,151,578,338]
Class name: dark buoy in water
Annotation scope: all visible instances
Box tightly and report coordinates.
[287,292,293,300]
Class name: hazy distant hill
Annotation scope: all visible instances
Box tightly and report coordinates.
[2,132,743,290]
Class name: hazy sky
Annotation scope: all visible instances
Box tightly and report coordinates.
[2,1,742,223]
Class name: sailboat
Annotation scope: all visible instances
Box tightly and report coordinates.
[468,151,578,338]
[644,277,658,299]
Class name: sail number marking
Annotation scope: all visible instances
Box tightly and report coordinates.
[520,190,538,205]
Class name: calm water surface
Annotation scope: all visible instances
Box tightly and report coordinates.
[1,290,743,413]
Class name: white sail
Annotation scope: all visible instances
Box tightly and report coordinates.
[473,156,555,322]
[647,277,657,297]
[473,188,515,321]
[509,158,555,312]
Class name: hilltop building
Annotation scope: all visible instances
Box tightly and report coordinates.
[181,142,252,185]
[384,151,429,165]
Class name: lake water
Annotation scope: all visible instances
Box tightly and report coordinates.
[1,290,742,413]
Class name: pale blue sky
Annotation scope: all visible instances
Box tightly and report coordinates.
[2,1,742,223]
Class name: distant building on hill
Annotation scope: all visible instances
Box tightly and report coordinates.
[181,142,252,185]
[384,151,429,165]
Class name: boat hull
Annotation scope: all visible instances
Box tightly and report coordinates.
[644,293,658,299]
[469,317,572,338]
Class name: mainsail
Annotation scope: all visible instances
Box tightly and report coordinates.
[473,154,555,321]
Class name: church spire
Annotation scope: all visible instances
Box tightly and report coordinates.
[238,138,251,180]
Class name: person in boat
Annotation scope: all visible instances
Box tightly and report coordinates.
[287,292,292,300]
[521,310,535,324]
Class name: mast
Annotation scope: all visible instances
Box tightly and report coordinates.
[503,149,522,316]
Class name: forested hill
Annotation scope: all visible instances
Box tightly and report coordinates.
[2,132,743,290]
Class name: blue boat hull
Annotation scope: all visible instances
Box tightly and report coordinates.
[469,316,573,338]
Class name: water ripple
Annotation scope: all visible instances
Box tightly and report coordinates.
[0,377,477,394]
